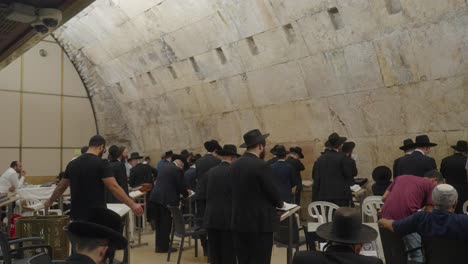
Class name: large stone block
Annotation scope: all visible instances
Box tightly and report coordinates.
[194,43,245,82]
[246,61,308,107]
[269,0,337,24]
[216,0,280,39]
[236,21,309,72]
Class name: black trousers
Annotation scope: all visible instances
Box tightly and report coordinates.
[154,202,172,252]
[295,189,301,206]
[234,231,273,264]
[208,229,236,264]
[195,200,208,253]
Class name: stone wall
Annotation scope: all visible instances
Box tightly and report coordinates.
[53,0,468,180]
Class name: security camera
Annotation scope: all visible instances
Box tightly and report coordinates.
[30,20,49,34]
[37,8,62,28]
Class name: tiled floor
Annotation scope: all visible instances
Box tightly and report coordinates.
[125,232,301,264]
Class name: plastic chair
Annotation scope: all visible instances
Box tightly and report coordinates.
[274,213,309,252]
[0,231,52,264]
[25,253,52,264]
[307,202,339,223]
[361,196,384,223]
[463,200,468,215]
[423,238,468,264]
[167,206,206,264]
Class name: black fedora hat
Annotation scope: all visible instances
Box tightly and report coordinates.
[239,129,270,148]
[217,144,240,157]
[342,142,356,154]
[399,138,415,151]
[180,149,192,157]
[289,146,304,159]
[128,152,143,161]
[270,145,280,155]
[316,207,377,244]
[372,166,392,182]
[164,150,174,158]
[325,133,347,149]
[66,208,127,249]
[414,135,437,148]
[274,145,289,156]
[451,140,467,152]
[204,140,222,152]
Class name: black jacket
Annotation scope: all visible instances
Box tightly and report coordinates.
[266,156,278,166]
[149,163,188,206]
[230,152,283,233]
[106,159,129,203]
[293,246,383,264]
[129,163,157,187]
[440,153,467,185]
[397,150,437,177]
[195,154,221,200]
[286,157,305,191]
[203,162,232,230]
[65,254,96,264]
[312,149,354,201]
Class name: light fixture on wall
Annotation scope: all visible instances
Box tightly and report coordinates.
[39,49,47,57]
[4,2,62,34]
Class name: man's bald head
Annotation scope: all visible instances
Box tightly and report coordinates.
[173,159,184,169]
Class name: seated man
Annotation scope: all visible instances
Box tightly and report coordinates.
[371,166,392,196]
[293,207,383,264]
[65,208,127,264]
[379,184,468,241]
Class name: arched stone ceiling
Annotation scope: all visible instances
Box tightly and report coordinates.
[53,0,468,178]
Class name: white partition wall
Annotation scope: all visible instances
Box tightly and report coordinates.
[0,36,96,183]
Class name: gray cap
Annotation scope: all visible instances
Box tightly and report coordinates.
[432,184,458,210]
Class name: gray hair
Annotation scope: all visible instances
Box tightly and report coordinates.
[432,184,458,210]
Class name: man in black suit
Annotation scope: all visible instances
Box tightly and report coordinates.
[203,145,240,264]
[271,145,297,203]
[128,152,157,187]
[230,129,283,264]
[293,207,382,264]
[105,145,129,203]
[397,135,437,177]
[393,139,415,178]
[342,141,358,178]
[313,133,354,207]
[266,144,280,165]
[441,140,468,213]
[286,146,305,205]
[149,157,188,253]
[195,140,222,254]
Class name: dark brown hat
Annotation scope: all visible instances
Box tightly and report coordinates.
[451,140,467,152]
[316,207,377,244]
[239,129,270,148]
[414,135,437,148]
[399,139,415,151]
[325,133,347,149]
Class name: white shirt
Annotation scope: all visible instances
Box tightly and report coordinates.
[0,167,24,193]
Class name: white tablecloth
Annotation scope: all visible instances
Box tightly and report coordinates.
[16,185,56,200]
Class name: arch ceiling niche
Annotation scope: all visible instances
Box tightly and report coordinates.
[54,0,468,178]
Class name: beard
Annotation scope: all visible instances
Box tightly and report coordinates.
[259,149,266,160]
[98,150,104,158]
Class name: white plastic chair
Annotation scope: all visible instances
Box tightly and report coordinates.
[463,200,468,215]
[308,201,339,223]
[361,196,384,223]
